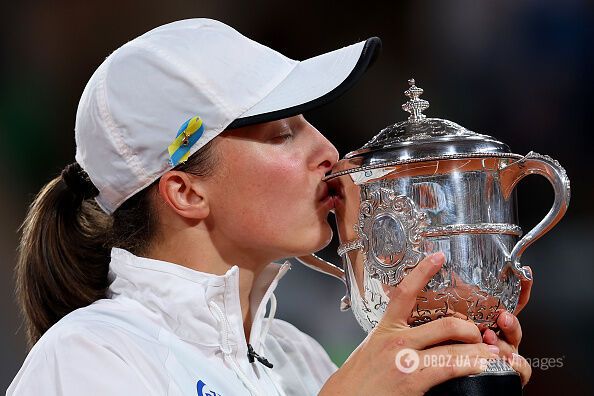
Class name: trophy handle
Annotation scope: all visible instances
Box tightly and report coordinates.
[499,151,570,280]
[295,254,351,311]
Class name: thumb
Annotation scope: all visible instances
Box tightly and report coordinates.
[380,252,445,327]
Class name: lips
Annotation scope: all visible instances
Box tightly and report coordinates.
[317,182,335,210]
[317,183,330,202]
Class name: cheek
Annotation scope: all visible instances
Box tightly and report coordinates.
[249,162,308,221]
[214,155,310,230]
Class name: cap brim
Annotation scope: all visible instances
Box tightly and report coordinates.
[227,37,381,129]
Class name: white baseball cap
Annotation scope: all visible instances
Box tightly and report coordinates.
[74,18,381,214]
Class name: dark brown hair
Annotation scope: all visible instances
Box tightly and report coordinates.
[15,141,218,347]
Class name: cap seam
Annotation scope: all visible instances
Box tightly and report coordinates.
[99,56,149,180]
[97,52,150,201]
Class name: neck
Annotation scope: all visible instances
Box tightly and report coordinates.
[145,232,271,342]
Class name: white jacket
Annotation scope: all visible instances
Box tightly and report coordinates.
[7,248,338,395]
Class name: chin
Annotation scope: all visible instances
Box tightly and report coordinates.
[300,225,334,256]
[319,225,334,250]
[280,220,334,258]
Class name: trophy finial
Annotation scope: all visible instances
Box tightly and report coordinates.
[402,78,429,122]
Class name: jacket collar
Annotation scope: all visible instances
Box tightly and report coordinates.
[107,248,291,356]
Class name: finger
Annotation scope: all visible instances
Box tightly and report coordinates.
[514,266,533,315]
[497,311,522,350]
[382,252,445,325]
[406,317,482,350]
[417,343,500,388]
[482,328,498,345]
[509,353,532,387]
[482,329,516,360]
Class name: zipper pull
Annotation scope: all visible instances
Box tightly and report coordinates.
[247,343,274,368]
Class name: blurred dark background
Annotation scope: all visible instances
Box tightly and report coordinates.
[1,0,592,394]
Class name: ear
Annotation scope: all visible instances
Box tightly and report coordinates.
[157,171,209,220]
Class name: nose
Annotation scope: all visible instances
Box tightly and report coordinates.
[299,116,340,173]
[315,132,339,175]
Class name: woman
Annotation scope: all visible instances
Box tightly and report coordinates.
[8,18,531,395]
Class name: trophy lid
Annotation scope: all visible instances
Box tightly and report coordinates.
[344,79,512,163]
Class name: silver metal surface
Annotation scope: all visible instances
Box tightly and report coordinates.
[356,191,428,286]
[332,156,529,329]
[324,152,525,181]
[402,78,429,121]
[473,360,519,377]
[421,223,523,238]
[337,239,363,257]
[339,78,513,171]
[498,151,571,279]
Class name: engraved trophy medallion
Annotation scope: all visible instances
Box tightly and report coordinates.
[297,79,570,395]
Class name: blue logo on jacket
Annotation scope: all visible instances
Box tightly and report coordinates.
[197,380,221,396]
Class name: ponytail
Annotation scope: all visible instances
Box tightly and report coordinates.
[15,163,111,347]
[16,141,218,347]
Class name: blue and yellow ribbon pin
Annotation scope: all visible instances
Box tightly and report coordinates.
[168,116,205,166]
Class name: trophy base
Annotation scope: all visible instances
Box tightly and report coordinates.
[426,359,522,396]
[426,373,521,396]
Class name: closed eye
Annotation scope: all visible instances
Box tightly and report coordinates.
[270,133,294,143]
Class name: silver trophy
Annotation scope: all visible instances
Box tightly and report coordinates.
[299,79,570,394]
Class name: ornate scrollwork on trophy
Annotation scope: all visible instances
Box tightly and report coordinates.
[357,188,428,286]
[410,288,460,326]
